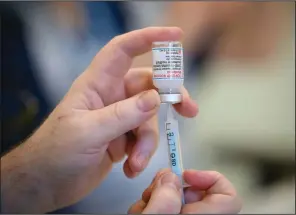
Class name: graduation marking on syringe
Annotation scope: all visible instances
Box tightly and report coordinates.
[165,122,178,167]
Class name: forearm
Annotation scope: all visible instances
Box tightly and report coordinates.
[1,140,56,213]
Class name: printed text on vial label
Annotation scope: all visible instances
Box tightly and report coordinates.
[152,48,183,79]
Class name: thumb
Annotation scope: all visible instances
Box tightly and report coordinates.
[89,89,160,143]
[143,172,182,214]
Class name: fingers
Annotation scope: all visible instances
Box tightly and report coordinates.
[99,27,183,76]
[88,89,160,144]
[87,27,183,103]
[183,170,237,195]
[121,68,197,177]
[128,200,147,214]
[124,115,159,178]
[125,68,198,118]
[142,169,171,202]
[182,193,242,214]
[107,131,136,164]
[131,169,242,214]
[184,187,204,204]
[107,135,127,163]
[182,170,242,214]
[174,87,198,118]
[124,67,155,93]
[143,172,182,214]
[128,169,176,214]
[125,131,136,157]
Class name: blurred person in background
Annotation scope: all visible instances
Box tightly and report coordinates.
[1,1,294,214]
[1,1,129,153]
[131,2,288,69]
[1,2,51,155]
[1,1,132,213]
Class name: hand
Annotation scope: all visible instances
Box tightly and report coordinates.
[1,27,198,213]
[128,169,242,214]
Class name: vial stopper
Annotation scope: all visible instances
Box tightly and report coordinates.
[160,93,182,104]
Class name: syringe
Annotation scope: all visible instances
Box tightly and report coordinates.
[165,104,185,204]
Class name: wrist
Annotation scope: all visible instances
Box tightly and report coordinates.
[1,139,56,213]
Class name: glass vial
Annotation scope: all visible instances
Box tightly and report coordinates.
[152,41,184,104]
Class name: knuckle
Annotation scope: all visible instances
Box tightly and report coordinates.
[210,171,238,196]
[70,116,90,137]
[149,169,170,188]
[113,102,124,122]
[111,35,122,46]
[151,170,172,188]
[155,169,171,181]
[211,170,225,182]
[211,170,223,178]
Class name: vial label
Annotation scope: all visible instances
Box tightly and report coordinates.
[152,43,183,80]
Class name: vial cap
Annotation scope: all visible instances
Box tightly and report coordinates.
[160,93,182,104]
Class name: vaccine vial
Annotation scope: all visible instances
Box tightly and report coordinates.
[152,41,184,104]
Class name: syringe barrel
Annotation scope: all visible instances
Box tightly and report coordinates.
[165,105,186,204]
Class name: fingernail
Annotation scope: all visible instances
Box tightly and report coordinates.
[137,90,160,112]
[135,152,149,169]
[160,172,181,191]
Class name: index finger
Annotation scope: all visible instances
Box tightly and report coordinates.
[182,170,242,214]
[87,27,183,99]
[183,170,237,196]
[125,68,198,118]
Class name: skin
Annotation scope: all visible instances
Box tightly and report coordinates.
[1,27,240,214]
[129,169,242,214]
[1,27,198,213]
